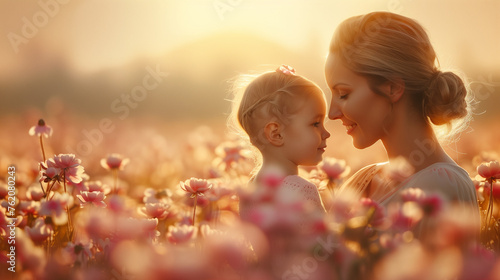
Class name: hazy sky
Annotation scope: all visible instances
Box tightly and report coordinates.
[1,0,499,76]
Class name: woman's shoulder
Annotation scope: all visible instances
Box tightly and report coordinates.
[408,162,472,187]
[403,162,476,202]
[354,162,388,173]
[341,162,387,187]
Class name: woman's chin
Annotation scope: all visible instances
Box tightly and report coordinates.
[352,138,377,150]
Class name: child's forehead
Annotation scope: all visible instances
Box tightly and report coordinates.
[291,93,327,115]
[295,89,326,104]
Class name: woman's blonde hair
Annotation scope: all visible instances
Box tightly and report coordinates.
[227,67,323,172]
[329,11,474,141]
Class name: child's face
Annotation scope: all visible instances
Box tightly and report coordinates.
[282,91,331,166]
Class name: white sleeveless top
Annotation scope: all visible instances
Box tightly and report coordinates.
[279,175,326,212]
[337,162,479,222]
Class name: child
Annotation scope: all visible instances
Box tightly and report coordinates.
[229,65,330,214]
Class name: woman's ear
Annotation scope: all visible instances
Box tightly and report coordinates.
[388,78,405,103]
[264,122,284,146]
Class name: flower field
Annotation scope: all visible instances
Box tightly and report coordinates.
[1,114,500,280]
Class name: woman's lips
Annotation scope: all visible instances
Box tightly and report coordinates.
[345,124,357,135]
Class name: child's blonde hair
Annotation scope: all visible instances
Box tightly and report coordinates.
[227,66,324,172]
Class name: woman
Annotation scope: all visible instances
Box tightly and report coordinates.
[325,12,479,219]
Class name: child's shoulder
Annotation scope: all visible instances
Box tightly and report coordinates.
[280,175,325,211]
[281,175,318,191]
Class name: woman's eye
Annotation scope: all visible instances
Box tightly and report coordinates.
[313,122,320,127]
[338,90,349,99]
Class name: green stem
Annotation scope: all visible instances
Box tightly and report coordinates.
[39,181,47,198]
[39,135,46,162]
[63,171,73,241]
[192,194,198,226]
[45,180,58,199]
[486,179,494,227]
[38,135,47,197]
[113,169,118,194]
[63,170,67,193]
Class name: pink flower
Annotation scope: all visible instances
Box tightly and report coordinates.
[39,199,67,225]
[25,217,53,245]
[77,191,107,208]
[63,242,93,266]
[253,165,286,189]
[53,154,85,183]
[400,188,426,202]
[13,230,46,275]
[143,188,172,204]
[477,160,500,180]
[327,188,359,223]
[112,217,159,240]
[39,166,62,183]
[359,198,386,227]
[82,180,111,195]
[483,181,500,199]
[388,202,423,231]
[138,203,170,219]
[261,173,285,189]
[0,210,23,236]
[140,218,160,238]
[26,184,44,201]
[319,157,350,180]
[215,141,250,169]
[472,179,483,190]
[100,153,129,171]
[39,193,73,225]
[180,178,212,198]
[381,157,414,183]
[419,195,443,216]
[167,224,197,244]
[18,200,40,216]
[400,188,443,216]
[205,181,233,202]
[28,119,53,138]
[41,154,85,184]
[461,244,496,280]
[306,168,328,190]
[78,207,113,240]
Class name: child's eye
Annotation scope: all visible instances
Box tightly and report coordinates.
[313,122,321,127]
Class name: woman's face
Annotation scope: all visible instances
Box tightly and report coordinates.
[325,53,392,149]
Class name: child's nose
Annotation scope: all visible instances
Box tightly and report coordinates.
[323,128,331,140]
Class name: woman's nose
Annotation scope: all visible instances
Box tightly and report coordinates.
[328,102,342,120]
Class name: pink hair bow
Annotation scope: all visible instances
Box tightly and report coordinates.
[276,64,296,76]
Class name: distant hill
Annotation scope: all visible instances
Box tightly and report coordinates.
[1,31,326,121]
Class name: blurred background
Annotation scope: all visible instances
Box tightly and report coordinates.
[1,0,499,173]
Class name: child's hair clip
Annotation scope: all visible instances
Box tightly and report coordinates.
[276,64,296,76]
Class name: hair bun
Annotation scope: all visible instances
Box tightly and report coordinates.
[424,71,468,125]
